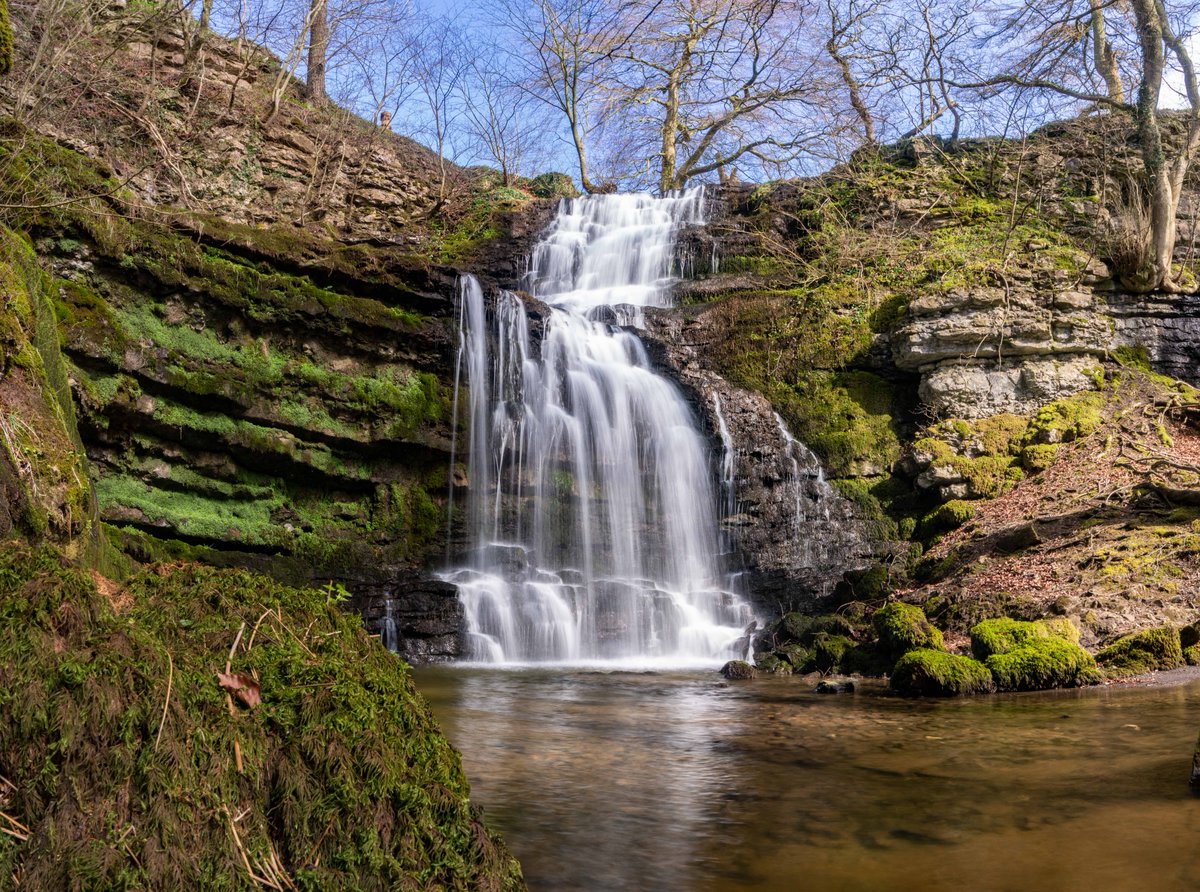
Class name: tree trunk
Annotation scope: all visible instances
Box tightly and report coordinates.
[827,40,874,146]
[1130,0,1177,291]
[570,117,601,194]
[1088,0,1124,102]
[306,0,328,103]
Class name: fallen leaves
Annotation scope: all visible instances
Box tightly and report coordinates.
[217,672,261,709]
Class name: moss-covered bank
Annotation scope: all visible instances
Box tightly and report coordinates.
[0,544,524,890]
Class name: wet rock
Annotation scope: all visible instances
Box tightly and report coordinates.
[353,572,467,662]
[721,660,757,680]
[1109,292,1200,386]
[816,679,855,694]
[1191,733,1200,792]
[639,310,871,613]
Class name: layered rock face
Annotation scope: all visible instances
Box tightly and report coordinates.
[1109,291,1200,386]
[892,285,1112,418]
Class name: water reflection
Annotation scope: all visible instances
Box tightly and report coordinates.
[416,669,1200,891]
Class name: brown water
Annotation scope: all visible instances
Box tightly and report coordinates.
[415,668,1200,892]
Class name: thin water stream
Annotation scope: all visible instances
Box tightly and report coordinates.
[417,668,1200,891]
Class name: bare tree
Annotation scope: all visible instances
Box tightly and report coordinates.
[968,0,1200,292]
[498,0,628,193]
[824,0,881,147]
[306,0,328,101]
[460,48,542,186]
[411,16,468,207]
[615,0,848,192]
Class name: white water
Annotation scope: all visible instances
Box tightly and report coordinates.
[445,191,755,665]
[712,392,737,519]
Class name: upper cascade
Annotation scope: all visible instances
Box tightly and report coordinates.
[445,190,755,665]
[524,191,706,312]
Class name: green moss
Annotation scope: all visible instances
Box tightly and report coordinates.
[1184,644,1200,666]
[95,473,286,546]
[890,649,995,696]
[0,544,524,889]
[1111,345,1152,372]
[0,228,96,555]
[969,617,1079,661]
[1024,391,1106,446]
[1096,625,1184,677]
[920,499,975,536]
[812,633,854,673]
[984,637,1099,691]
[872,601,943,661]
[1020,443,1059,473]
[0,0,11,76]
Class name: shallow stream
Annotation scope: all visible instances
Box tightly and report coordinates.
[416,668,1200,891]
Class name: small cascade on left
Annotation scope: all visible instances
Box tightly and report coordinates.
[442,192,756,666]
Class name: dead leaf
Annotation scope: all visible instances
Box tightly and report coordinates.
[217,672,261,709]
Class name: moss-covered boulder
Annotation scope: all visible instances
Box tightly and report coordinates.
[873,601,943,661]
[919,499,976,536]
[812,633,854,673]
[969,617,1079,661]
[0,545,524,890]
[1096,625,1184,677]
[984,637,1099,691]
[890,649,995,696]
[777,643,813,671]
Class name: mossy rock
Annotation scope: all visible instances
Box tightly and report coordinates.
[1096,625,1184,677]
[840,640,892,676]
[920,499,975,536]
[808,614,859,639]
[1020,443,1060,473]
[873,601,943,661]
[969,617,1079,661]
[778,611,813,642]
[0,0,11,76]
[984,637,1100,691]
[754,652,782,673]
[812,633,855,673]
[0,544,524,890]
[1024,391,1105,445]
[890,649,995,696]
[776,643,813,671]
[1184,644,1200,666]
[1180,620,1200,649]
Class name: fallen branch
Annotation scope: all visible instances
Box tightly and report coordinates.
[0,810,30,842]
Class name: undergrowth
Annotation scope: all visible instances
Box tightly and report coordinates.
[0,544,524,890]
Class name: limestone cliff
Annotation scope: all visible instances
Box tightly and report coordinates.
[667,123,1200,655]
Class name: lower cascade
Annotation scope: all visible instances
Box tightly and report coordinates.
[444,191,756,664]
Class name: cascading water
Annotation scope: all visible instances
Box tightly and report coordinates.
[444,191,755,665]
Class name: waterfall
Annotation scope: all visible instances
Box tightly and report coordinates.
[444,191,755,665]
